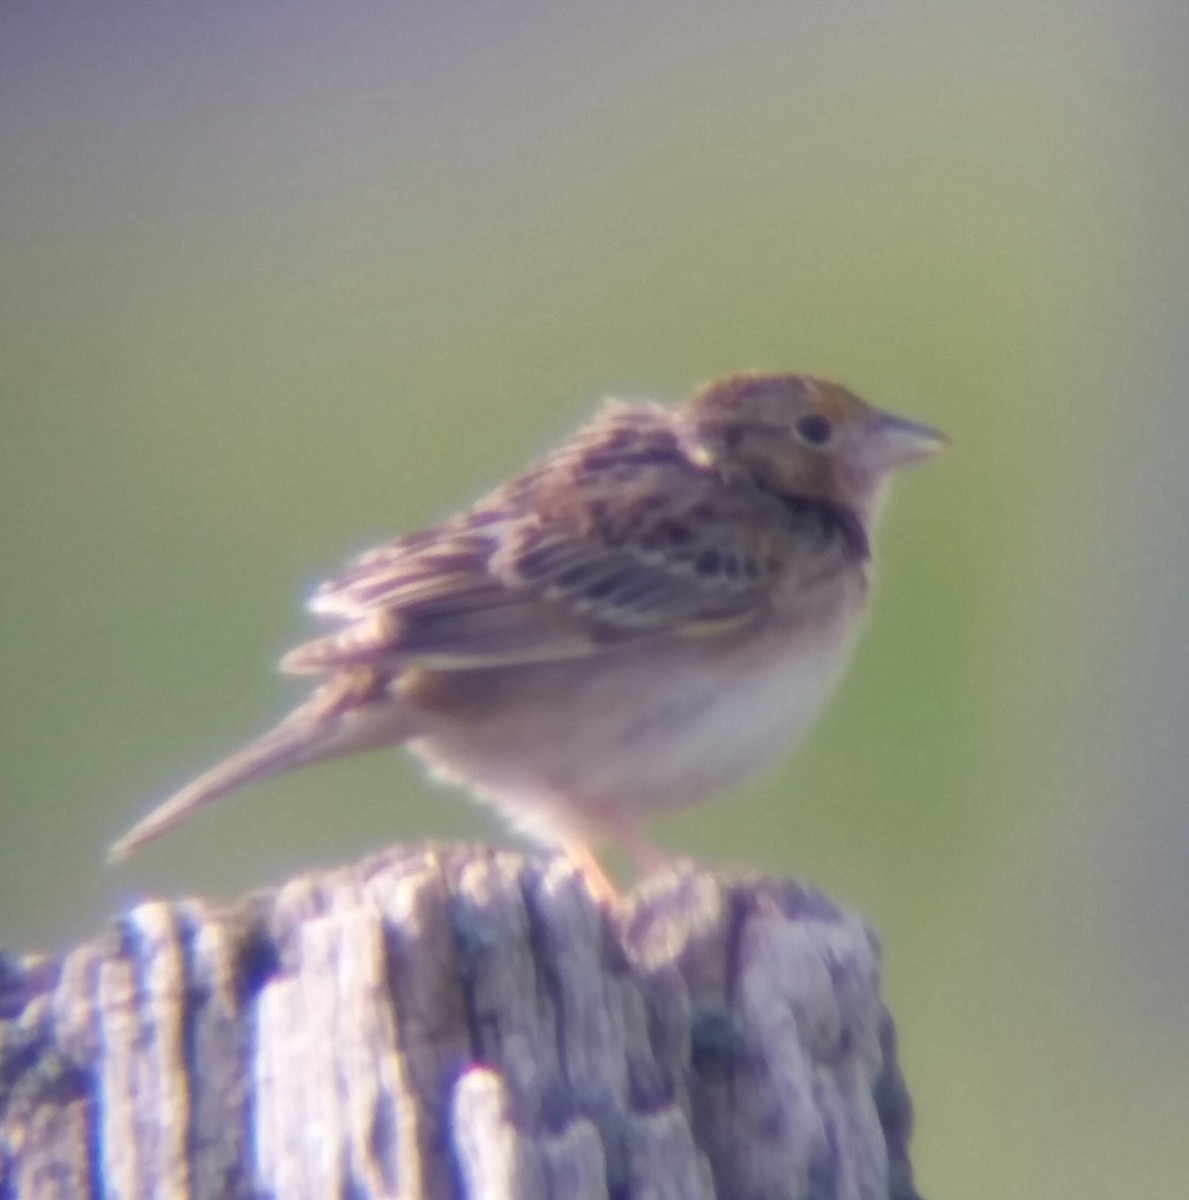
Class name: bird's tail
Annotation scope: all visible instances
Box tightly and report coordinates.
[109,678,412,861]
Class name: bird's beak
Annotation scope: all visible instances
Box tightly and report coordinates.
[863,412,949,471]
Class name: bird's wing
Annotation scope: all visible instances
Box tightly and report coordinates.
[283,403,789,675]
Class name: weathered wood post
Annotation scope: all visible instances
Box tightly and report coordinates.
[0,844,919,1199]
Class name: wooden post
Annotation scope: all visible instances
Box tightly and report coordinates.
[0,844,919,1199]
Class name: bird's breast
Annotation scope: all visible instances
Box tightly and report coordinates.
[403,601,864,838]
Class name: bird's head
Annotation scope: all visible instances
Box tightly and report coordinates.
[685,373,947,518]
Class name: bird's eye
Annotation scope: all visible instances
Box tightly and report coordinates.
[795,413,833,447]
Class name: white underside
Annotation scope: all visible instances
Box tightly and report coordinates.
[405,617,860,845]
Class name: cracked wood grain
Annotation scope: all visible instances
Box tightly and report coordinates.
[0,845,920,1200]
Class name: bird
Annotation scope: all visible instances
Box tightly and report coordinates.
[110,372,946,904]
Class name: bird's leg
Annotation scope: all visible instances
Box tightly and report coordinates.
[560,809,673,909]
[560,838,624,909]
[599,807,671,879]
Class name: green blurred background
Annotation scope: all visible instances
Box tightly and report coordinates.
[3,1,1187,1194]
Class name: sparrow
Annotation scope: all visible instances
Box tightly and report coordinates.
[111,373,946,903]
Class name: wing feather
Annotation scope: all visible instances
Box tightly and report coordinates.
[283,402,792,676]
